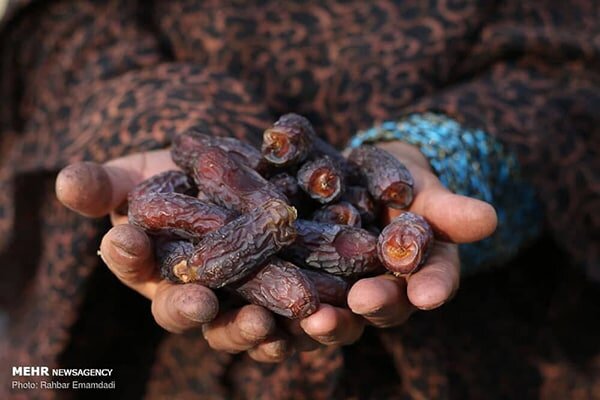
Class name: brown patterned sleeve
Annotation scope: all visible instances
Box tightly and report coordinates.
[406,8,600,279]
[0,3,273,397]
[0,0,271,250]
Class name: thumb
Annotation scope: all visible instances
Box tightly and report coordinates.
[55,150,175,217]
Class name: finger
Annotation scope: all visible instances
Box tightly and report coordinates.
[151,281,219,334]
[406,241,460,310]
[99,224,160,299]
[385,162,498,243]
[56,150,175,217]
[347,275,415,328]
[282,319,321,352]
[202,305,277,353]
[247,337,293,363]
[299,305,365,346]
[376,141,497,243]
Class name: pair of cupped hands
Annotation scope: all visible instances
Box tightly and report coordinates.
[55,140,497,363]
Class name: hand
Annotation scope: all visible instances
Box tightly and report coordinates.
[55,150,292,362]
[301,140,497,346]
[55,140,497,362]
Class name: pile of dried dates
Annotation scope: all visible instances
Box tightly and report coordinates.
[128,114,434,319]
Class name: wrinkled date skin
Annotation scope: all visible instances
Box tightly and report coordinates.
[155,239,195,282]
[348,145,414,209]
[297,156,344,204]
[172,199,298,288]
[342,186,377,225]
[171,128,265,173]
[269,172,312,215]
[171,132,208,173]
[128,193,237,240]
[261,113,316,167]
[284,219,381,276]
[377,211,434,276]
[269,173,301,200]
[234,258,319,319]
[190,146,287,213]
[312,202,362,227]
[128,170,196,201]
[312,138,362,182]
[300,269,350,307]
[261,113,357,178]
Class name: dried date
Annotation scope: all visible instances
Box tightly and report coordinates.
[284,219,381,276]
[348,145,414,209]
[342,186,377,224]
[233,258,319,319]
[170,199,298,288]
[297,156,344,204]
[261,113,315,167]
[377,212,434,276]
[191,146,287,213]
[269,172,312,214]
[155,239,194,282]
[300,269,350,307]
[128,193,237,240]
[312,202,362,227]
[128,170,196,201]
[172,128,265,173]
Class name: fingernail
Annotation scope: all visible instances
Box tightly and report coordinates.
[264,338,290,358]
[313,335,337,345]
[110,239,138,258]
[238,308,275,341]
[97,249,109,265]
[177,289,219,323]
[361,307,385,318]
[55,162,112,217]
[108,226,148,258]
[298,317,313,333]
[416,300,445,311]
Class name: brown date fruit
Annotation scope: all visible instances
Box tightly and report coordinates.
[233,258,319,319]
[312,202,362,227]
[342,186,377,224]
[171,199,298,288]
[348,145,414,209]
[262,113,360,180]
[269,172,312,214]
[312,137,361,180]
[128,193,237,240]
[284,219,381,276]
[171,132,212,173]
[261,113,315,167]
[155,239,194,282]
[128,170,196,201]
[211,136,265,173]
[300,269,350,307]
[196,190,212,202]
[297,156,344,204]
[190,146,287,213]
[269,173,300,200]
[171,128,265,173]
[377,211,434,276]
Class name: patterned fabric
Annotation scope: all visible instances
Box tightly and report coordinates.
[350,113,543,274]
[0,1,598,399]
